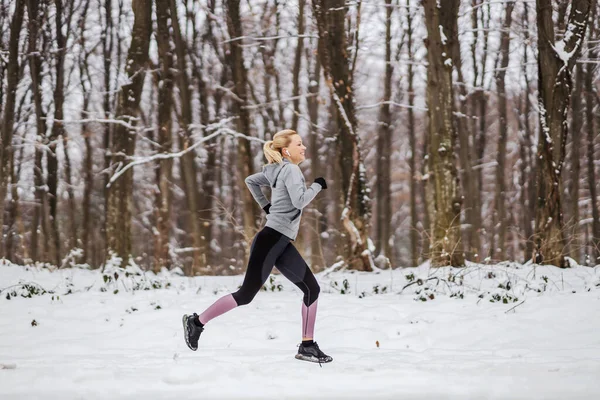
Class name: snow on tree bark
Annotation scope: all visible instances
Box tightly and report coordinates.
[154,0,175,273]
[533,0,592,268]
[492,1,515,262]
[224,0,258,248]
[422,0,464,267]
[0,0,25,259]
[106,0,152,268]
[312,0,374,271]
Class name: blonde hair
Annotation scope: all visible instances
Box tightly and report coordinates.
[263,129,297,164]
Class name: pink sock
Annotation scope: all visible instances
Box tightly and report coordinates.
[302,300,318,339]
[198,294,238,325]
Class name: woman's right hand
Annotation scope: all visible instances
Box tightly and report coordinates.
[314,177,327,189]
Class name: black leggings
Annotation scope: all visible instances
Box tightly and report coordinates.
[232,227,320,307]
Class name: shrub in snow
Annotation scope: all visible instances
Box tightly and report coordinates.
[261,275,283,292]
[480,290,519,304]
[372,284,388,294]
[59,248,86,269]
[150,302,162,310]
[497,279,512,291]
[414,285,436,302]
[100,253,171,293]
[3,283,49,300]
[330,278,350,294]
[401,275,456,302]
[358,284,389,298]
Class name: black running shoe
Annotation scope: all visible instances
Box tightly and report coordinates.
[295,342,333,364]
[182,313,204,351]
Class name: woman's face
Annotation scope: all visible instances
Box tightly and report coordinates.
[283,134,306,165]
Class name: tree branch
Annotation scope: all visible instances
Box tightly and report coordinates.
[106,120,264,188]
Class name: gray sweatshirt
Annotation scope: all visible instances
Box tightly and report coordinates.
[245,159,322,240]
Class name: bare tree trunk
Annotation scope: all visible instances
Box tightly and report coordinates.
[491,1,515,261]
[406,0,418,267]
[105,0,152,267]
[5,86,30,262]
[375,0,393,265]
[257,1,284,130]
[61,135,77,255]
[450,0,477,262]
[291,0,306,131]
[7,134,28,263]
[518,79,533,262]
[0,0,25,258]
[82,122,93,263]
[273,3,285,125]
[468,0,489,259]
[420,133,432,262]
[585,5,600,261]
[307,54,325,271]
[52,0,77,261]
[197,81,218,272]
[567,64,584,261]
[290,0,308,253]
[31,147,48,262]
[257,3,278,132]
[325,100,342,265]
[77,0,94,264]
[26,0,52,263]
[153,0,174,272]
[556,0,570,34]
[43,0,71,266]
[533,0,591,267]
[169,0,205,274]
[101,0,116,263]
[422,0,464,267]
[519,2,536,262]
[192,13,218,272]
[59,0,79,256]
[312,0,374,271]
[224,0,258,246]
[201,15,221,273]
[0,3,6,112]
[217,136,229,269]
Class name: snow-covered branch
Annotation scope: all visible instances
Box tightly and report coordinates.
[56,117,138,131]
[242,93,319,110]
[551,0,592,70]
[356,101,428,112]
[107,120,263,188]
[223,34,318,44]
[459,0,535,18]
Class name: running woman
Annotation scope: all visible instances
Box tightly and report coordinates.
[182,129,332,364]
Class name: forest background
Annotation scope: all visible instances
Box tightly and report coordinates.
[1,0,599,276]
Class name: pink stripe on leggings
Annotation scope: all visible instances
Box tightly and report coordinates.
[198,294,238,325]
[302,300,318,339]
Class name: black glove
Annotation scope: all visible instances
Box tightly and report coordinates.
[263,203,271,214]
[314,177,327,189]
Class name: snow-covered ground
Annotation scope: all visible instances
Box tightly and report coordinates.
[1,259,599,399]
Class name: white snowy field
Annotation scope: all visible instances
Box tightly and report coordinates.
[1,260,599,400]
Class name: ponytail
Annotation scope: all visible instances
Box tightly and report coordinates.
[263,140,283,164]
[263,129,297,164]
